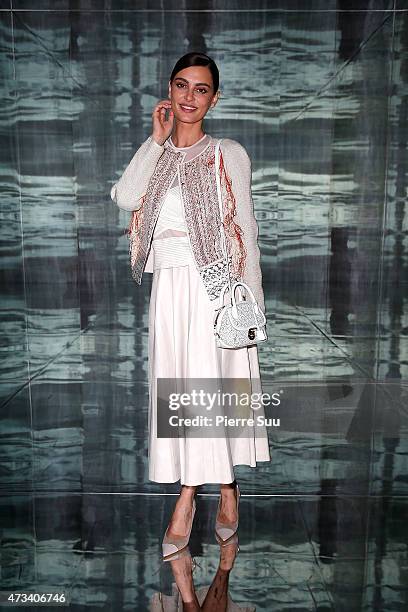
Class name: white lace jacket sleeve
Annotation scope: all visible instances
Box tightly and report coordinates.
[221,139,266,316]
[110,135,165,211]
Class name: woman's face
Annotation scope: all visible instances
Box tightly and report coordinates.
[168,65,219,124]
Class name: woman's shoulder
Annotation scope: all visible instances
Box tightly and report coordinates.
[217,137,251,167]
[218,137,247,151]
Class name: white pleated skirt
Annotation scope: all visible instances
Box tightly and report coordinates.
[147,245,271,486]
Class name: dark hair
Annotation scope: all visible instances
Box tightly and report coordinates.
[170,52,219,93]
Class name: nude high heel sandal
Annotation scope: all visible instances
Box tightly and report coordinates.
[162,498,196,562]
[217,531,240,552]
[214,482,240,546]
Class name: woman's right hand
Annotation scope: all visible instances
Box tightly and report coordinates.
[152,99,174,146]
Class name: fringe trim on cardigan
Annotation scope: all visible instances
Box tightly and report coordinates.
[218,149,247,280]
[127,195,146,270]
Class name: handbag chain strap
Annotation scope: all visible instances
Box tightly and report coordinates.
[215,139,234,304]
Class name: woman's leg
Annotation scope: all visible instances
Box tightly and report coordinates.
[166,486,200,609]
[166,485,197,537]
[201,540,238,612]
[168,553,201,611]
[218,479,239,523]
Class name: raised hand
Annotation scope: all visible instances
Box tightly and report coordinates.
[152,99,174,146]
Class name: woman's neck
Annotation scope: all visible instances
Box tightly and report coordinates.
[170,123,205,148]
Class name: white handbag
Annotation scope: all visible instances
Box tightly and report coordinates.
[213,139,267,349]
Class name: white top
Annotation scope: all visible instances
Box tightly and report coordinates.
[152,186,194,270]
[153,185,187,237]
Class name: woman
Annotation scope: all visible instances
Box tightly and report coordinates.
[111,52,271,565]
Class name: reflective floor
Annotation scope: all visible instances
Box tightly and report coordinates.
[1,1,408,610]
[2,492,407,610]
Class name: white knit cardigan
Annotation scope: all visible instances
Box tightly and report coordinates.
[111,135,265,314]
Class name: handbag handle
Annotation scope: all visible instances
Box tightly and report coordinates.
[215,139,233,303]
[219,280,256,306]
[231,281,258,308]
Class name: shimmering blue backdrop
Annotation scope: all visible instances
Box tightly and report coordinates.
[1,1,407,609]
